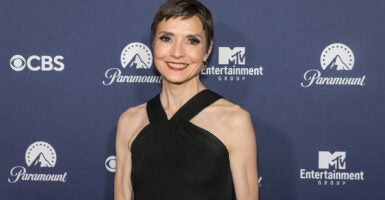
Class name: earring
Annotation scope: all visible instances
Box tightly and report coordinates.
[202,60,207,69]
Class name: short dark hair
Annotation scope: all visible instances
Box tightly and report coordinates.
[151,0,213,52]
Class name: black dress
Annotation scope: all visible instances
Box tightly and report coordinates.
[131,89,234,200]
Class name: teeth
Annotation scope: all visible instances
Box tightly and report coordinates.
[167,62,188,68]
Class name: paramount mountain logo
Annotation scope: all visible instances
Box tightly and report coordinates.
[8,141,68,183]
[102,42,161,85]
[299,151,365,186]
[124,53,150,69]
[320,43,354,71]
[25,141,57,168]
[324,55,351,71]
[121,43,152,69]
[201,46,264,82]
[301,43,366,88]
[30,152,53,167]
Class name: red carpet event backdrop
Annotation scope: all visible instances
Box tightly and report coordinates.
[1,0,384,199]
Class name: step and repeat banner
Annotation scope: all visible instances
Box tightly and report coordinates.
[1,0,384,199]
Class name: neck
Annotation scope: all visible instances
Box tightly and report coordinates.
[159,79,206,118]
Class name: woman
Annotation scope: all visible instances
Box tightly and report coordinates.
[114,0,259,199]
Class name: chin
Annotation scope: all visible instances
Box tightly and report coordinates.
[162,74,199,85]
[162,77,188,85]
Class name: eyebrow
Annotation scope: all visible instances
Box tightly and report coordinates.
[157,31,203,39]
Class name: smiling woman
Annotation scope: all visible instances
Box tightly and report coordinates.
[114,1,259,200]
[153,16,209,84]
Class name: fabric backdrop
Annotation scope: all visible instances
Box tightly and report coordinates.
[1,0,384,199]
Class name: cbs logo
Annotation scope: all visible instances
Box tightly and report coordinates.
[105,156,116,173]
[10,55,65,72]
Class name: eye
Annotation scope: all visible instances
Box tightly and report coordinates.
[188,37,201,45]
[159,35,171,42]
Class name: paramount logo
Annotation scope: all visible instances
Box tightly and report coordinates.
[102,42,161,85]
[301,43,366,88]
[301,69,366,88]
[103,68,162,85]
[8,141,68,183]
[9,166,67,183]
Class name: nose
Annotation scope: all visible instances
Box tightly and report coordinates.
[171,40,184,58]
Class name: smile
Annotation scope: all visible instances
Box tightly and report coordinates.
[166,62,188,71]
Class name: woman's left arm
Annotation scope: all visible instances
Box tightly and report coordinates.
[228,108,259,200]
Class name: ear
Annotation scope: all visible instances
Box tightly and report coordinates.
[204,41,214,61]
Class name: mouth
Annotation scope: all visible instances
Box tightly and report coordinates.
[166,62,188,71]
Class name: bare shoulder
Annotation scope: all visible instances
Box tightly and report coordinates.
[116,103,149,150]
[193,97,255,152]
[209,98,255,152]
[118,103,147,126]
[211,98,252,127]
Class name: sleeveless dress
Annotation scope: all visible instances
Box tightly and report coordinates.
[131,89,234,200]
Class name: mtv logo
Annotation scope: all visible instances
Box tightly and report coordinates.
[218,47,246,65]
[318,151,346,170]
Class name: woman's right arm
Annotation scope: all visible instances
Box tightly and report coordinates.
[114,113,133,200]
[114,105,147,200]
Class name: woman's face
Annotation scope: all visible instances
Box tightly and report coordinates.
[153,16,211,84]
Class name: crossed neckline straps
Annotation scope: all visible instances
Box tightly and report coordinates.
[146,89,223,123]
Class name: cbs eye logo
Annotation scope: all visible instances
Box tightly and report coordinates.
[10,55,65,72]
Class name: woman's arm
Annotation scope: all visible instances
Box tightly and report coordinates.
[114,113,134,200]
[228,108,259,200]
[114,104,147,200]
[114,104,148,200]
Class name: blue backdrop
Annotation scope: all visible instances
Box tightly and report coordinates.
[1,0,384,199]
